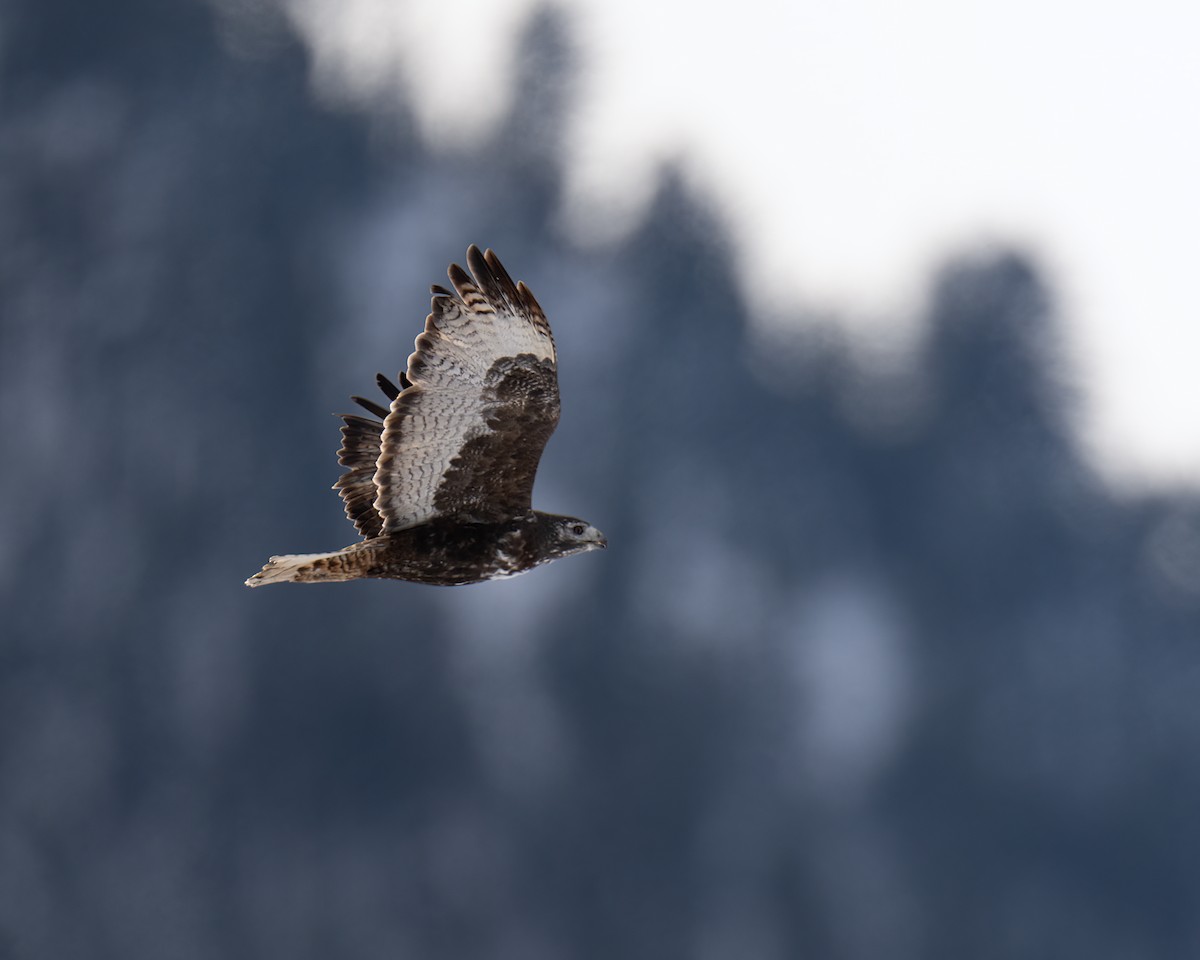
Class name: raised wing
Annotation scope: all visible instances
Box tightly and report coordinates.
[372,246,559,533]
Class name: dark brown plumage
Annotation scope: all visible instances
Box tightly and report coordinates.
[245,246,606,587]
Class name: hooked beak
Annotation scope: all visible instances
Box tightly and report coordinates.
[590,528,608,550]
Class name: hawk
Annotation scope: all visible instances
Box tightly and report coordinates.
[245,246,606,587]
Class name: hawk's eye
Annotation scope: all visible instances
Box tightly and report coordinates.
[571,523,586,536]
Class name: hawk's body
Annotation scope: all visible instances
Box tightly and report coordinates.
[246,246,605,587]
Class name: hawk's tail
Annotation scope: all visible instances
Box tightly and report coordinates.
[244,550,356,587]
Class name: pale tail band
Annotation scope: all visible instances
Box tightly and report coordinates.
[244,551,344,587]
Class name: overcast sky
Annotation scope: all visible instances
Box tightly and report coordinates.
[281,0,1200,490]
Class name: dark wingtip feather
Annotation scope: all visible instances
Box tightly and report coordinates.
[483,248,506,275]
[482,248,522,304]
[466,244,488,279]
[517,280,544,315]
[336,413,383,430]
[352,395,389,418]
[430,283,453,297]
[376,373,401,401]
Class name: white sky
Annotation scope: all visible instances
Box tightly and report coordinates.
[283,0,1200,490]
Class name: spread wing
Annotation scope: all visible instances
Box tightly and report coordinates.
[333,372,408,539]
[367,245,559,534]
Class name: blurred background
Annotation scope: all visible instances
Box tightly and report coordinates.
[2,0,1200,957]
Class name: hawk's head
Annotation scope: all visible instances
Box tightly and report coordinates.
[538,513,607,560]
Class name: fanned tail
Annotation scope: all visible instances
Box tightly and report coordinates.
[245,550,353,587]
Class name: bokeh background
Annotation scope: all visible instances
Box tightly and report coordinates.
[3,1,1200,957]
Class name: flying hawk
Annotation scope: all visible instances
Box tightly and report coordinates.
[245,246,606,587]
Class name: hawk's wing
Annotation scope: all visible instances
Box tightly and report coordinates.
[353,246,559,535]
[332,372,407,539]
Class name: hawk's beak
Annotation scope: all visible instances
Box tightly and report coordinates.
[591,529,608,549]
